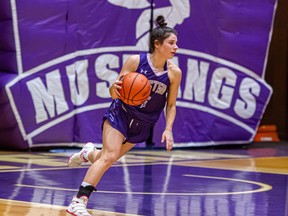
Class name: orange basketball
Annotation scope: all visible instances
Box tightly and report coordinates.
[119,72,151,106]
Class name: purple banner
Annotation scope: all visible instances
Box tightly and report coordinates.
[0,0,277,149]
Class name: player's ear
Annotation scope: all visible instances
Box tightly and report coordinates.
[154,40,160,48]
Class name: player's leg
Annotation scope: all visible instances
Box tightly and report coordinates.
[87,140,135,163]
[67,119,135,168]
[67,120,134,216]
[82,120,135,186]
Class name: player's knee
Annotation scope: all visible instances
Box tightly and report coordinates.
[102,153,118,166]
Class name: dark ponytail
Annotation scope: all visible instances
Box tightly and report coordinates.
[149,15,177,53]
[155,15,167,28]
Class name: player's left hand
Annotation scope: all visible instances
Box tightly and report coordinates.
[161,130,173,151]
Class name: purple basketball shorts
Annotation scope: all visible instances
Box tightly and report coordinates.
[103,101,153,144]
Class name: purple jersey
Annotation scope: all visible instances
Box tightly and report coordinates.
[122,53,170,124]
[103,53,170,143]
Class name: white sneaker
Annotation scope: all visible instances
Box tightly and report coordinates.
[66,196,91,216]
[68,142,95,167]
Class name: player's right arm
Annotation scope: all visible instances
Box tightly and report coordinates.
[109,55,140,99]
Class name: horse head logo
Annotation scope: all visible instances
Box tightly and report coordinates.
[108,0,191,50]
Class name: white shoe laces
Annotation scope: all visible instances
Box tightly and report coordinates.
[68,196,91,216]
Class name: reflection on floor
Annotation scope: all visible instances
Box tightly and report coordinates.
[0,142,287,216]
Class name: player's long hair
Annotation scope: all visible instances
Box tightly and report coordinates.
[149,15,178,53]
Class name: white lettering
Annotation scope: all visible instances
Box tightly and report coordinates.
[26,70,68,123]
[209,67,236,109]
[95,54,120,98]
[66,60,89,106]
[183,59,209,102]
[150,80,167,95]
[234,77,260,119]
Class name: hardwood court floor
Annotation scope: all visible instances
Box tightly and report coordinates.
[0,142,287,216]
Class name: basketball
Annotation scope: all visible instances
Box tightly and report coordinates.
[119,72,151,106]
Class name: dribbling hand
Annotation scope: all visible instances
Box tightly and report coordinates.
[161,130,173,151]
[110,76,123,99]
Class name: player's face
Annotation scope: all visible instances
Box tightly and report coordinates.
[160,34,178,59]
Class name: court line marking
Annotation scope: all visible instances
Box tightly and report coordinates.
[183,174,272,194]
[0,162,178,173]
[0,156,287,175]
[0,152,286,175]
[175,156,288,175]
[0,198,139,216]
[130,150,249,159]
[15,174,272,196]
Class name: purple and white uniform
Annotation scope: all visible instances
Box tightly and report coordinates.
[103,53,171,143]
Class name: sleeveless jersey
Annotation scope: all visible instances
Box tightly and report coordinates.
[120,52,171,125]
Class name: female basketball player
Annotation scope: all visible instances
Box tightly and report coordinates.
[66,15,182,216]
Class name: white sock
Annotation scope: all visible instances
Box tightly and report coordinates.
[83,151,91,162]
[81,181,92,187]
[82,143,95,162]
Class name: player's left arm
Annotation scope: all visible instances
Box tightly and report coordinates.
[161,62,182,151]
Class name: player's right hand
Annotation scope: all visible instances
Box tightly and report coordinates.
[109,78,123,99]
